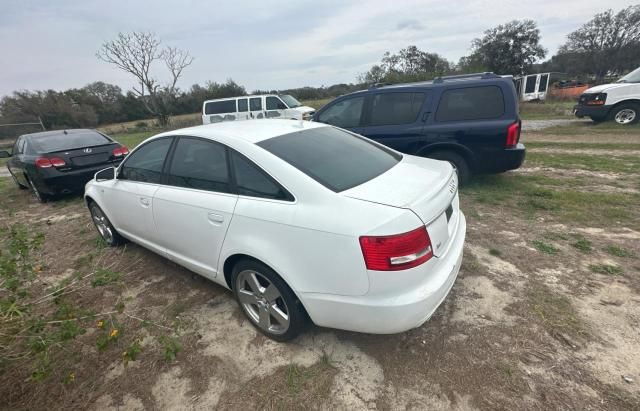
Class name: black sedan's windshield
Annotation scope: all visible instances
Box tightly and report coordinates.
[29,131,112,153]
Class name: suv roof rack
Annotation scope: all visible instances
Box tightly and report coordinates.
[369,82,394,89]
[433,72,499,84]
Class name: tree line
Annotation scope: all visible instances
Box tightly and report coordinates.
[1,5,638,136]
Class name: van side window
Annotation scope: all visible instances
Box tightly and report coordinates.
[368,92,425,126]
[266,97,287,110]
[238,99,248,112]
[205,100,237,115]
[435,86,505,122]
[250,98,262,111]
[317,96,364,128]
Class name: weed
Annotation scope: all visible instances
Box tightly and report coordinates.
[572,237,592,253]
[123,338,143,364]
[528,283,585,338]
[605,245,633,258]
[159,336,181,362]
[589,263,623,275]
[91,269,122,287]
[532,240,559,255]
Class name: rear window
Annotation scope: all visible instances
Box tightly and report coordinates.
[258,127,401,192]
[435,86,505,122]
[205,100,236,115]
[369,92,425,126]
[29,131,111,153]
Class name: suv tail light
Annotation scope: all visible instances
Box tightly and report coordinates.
[359,226,433,271]
[35,157,66,168]
[112,146,129,157]
[506,122,520,148]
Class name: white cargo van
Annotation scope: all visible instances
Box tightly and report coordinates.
[202,94,315,124]
[574,67,640,125]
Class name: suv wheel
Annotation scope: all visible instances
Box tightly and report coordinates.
[232,259,307,342]
[426,151,470,184]
[611,104,638,125]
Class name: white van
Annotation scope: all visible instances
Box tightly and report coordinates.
[202,94,316,124]
[574,67,640,125]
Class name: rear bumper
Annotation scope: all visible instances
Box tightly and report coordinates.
[574,104,610,119]
[301,212,466,334]
[34,162,121,195]
[477,143,526,173]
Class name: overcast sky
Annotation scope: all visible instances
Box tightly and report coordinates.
[1,0,636,97]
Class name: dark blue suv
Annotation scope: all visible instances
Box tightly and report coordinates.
[312,73,525,183]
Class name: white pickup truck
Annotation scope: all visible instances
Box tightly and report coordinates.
[574,67,640,125]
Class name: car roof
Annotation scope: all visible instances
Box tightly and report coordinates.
[156,119,330,144]
[21,129,101,139]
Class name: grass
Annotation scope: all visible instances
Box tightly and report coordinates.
[589,263,623,275]
[525,141,640,151]
[605,245,634,258]
[571,237,592,253]
[519,100,575,120]
[526,152,640,174]
[527,282,585,339]
[532,240,559,255]
[530,120,640,135]
[111,131,155,149]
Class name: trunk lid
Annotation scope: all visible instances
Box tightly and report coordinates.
[47,143,120,170]
[342,155,460,257]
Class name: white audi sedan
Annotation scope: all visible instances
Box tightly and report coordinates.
[85,120,466,341]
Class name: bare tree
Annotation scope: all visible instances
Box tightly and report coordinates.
[97,32,193,126]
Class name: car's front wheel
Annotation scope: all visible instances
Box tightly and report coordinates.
[232,260,307,342]
[89,202,125,246]
[611,104,639,125]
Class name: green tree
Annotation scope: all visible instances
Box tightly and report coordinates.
[469,20,546,75]
[359,45,453,84]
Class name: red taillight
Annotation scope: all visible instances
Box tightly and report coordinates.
[112,146,129,157]
[359,226,433,271]
[506,122,520,148]
[36,157,66,168]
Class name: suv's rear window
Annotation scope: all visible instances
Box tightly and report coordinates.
[258,127,401,192]
[205,100,236,115]
[29,132,111,153]
[435,86,505,121]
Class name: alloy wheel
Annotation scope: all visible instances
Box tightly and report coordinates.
[90,205,114,244]
[235,270,290,335]
[614,108,636,125]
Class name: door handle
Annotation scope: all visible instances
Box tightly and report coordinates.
[208,213,224,224]
[139,197,150,207]
[422,112,431,122]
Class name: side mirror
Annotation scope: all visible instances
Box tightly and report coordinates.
[95,167,116,181]
[0,150,11,158]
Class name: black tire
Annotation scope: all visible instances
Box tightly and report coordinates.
[232,259,307,342]
[609,103,639,125]
[425,150,470,184]
[27,176,48,203]
[11,172,27,189]
[88,202,125,246]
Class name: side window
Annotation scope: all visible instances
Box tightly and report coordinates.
[266,97,287,110]
[238,99,248,112]
[317,96,364,128]
[167,138,230,193]
[368,92,425,126]
[435,86,505,122]
[250,97,262,111]
[13,137,23,154]
[231,151,292,201]
[205,100,236,115]
[119,138,172,184]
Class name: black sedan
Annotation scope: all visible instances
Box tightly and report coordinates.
[0,129,128,202]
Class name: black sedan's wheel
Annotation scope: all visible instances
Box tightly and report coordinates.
[232,260,307,342]
[89,202,124,246]
[27,177,47,203]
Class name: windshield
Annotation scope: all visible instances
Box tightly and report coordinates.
[617,67,640,83]
[258,126,401,192]
[29,131,112,153]
[280,94,302,108]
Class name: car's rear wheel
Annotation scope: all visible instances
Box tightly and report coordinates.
[426,151,470,184]
[89,202,125,246]
[232,260,307,342]
[610,104,639,125]
[11,173,27,189]
[27,176,48,203]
